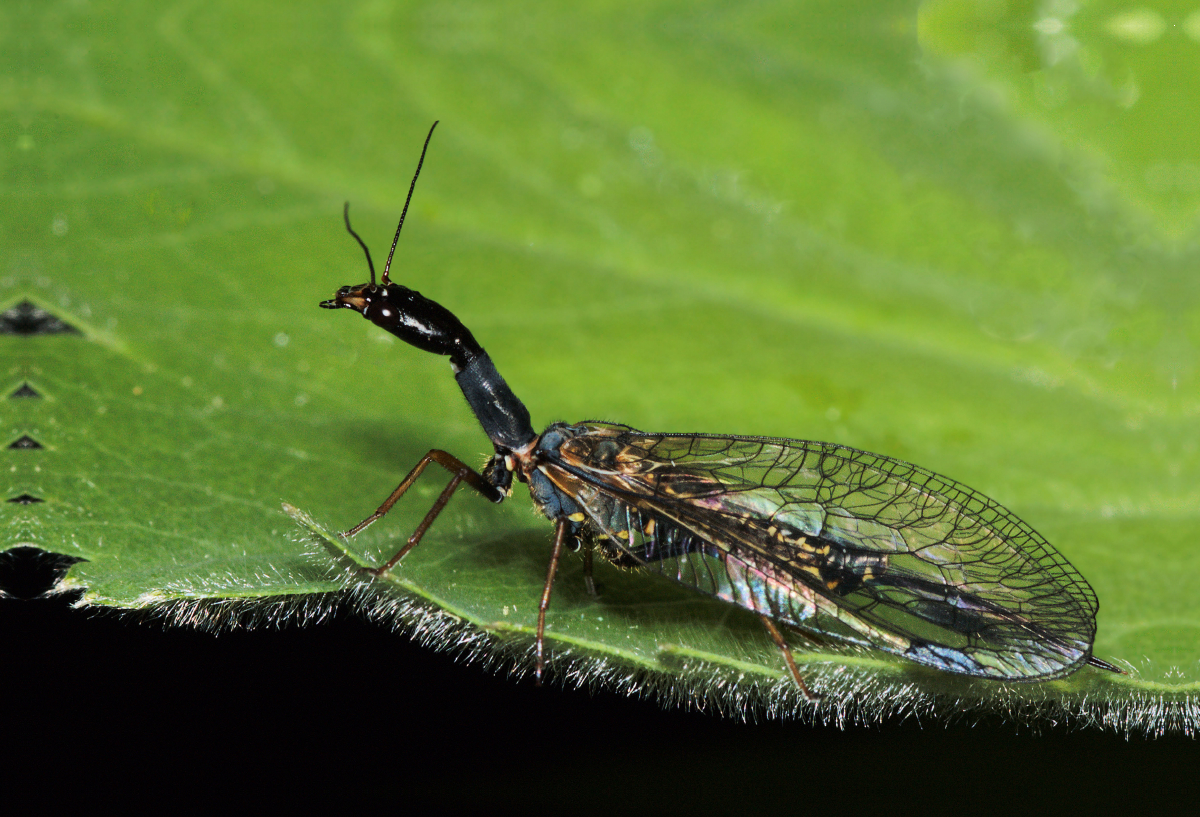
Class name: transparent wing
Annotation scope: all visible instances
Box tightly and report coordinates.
[541,423,1100,680]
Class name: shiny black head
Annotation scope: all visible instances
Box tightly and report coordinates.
[321,278,483,370]
[320,122,537,451]
[320,121,482,371]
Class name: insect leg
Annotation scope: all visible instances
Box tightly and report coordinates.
[582,539,597,597]
[349,450,504,575]
[783,623,831,648]
[759,615,819,702]
[535,519,569,685]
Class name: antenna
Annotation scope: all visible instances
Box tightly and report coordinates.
[342,202,376,286]
[382,120,439,286]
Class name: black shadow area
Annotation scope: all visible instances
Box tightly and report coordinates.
[0,554,1192,812]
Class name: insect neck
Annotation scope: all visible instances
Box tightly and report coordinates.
[453,346,538,452]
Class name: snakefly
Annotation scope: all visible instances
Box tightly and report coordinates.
[320,122,1119,700]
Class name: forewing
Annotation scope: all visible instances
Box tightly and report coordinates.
[544,423,1100,680]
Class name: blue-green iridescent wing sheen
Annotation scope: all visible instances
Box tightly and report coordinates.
[541,423,1100,680]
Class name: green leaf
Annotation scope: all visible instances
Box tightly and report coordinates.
[4,0,1195,734]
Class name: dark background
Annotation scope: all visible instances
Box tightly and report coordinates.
[2,549,1190,812]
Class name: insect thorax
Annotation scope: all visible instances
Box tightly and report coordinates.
[522,423,589,537]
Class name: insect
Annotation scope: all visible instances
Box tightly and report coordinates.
[321,121,1119,699]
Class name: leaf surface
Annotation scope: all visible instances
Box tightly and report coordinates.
[4,0,1195,732]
